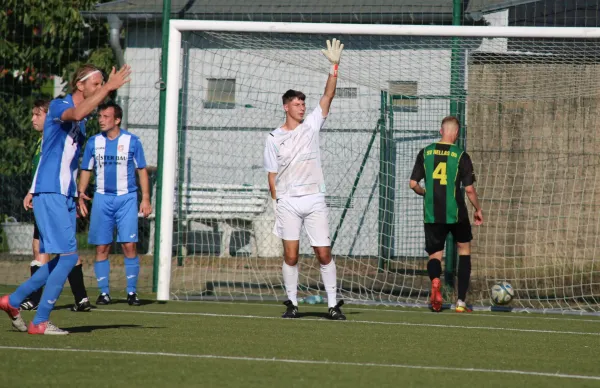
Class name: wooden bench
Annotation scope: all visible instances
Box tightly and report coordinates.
[146,184,270,257]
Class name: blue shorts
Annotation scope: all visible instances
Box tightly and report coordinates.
[88,192,139,245]
[32,193,77,254]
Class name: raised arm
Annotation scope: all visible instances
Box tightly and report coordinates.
[61,65,131,122]
[319,39,344,117]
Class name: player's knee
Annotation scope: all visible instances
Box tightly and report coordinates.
[457,242,470,255]
[122,242,137,257]
[313,246,331,264]
[38,253,51,265]
[283,252,299,266]
[95,244,111,258]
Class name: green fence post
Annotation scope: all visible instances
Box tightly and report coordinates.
[152,0,171,292]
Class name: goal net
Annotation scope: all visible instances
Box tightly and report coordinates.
[158,20,600,313]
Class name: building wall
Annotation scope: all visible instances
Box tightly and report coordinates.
[123,36,455,256]
[467,62,600,291]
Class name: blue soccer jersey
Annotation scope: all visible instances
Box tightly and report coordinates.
[81,130,147,195]
[30,94,87,197]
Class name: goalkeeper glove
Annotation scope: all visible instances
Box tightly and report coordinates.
[321,38,344,77]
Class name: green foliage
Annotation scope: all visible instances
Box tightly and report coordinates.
[0,95,39,175]
[0,0,116,222]
[0,0,112,88]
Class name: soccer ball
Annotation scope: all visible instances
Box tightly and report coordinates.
[491,281,514,305]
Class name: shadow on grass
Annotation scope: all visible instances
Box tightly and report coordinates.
[64,324,165,333]
[53,298,157,311]
[296,310,360,319]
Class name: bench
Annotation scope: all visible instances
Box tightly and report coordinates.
[146,184,271,257]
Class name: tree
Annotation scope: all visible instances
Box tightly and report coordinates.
[1,0,114,92]
[0,0,115,221]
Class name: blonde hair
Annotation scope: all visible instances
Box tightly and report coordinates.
[70,64,102,90]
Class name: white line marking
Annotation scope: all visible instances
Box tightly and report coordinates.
[166,300,600,323]
[96,309,600,336]
[1,346,598,381]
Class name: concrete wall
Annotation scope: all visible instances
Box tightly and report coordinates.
[467,61,600,294]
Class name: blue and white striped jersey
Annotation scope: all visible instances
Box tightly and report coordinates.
[30,94,87,197]
[81,130,147,196]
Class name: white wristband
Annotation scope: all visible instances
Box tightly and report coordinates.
[330,64,339,77]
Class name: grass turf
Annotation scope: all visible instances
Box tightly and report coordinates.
[0,289,599,388]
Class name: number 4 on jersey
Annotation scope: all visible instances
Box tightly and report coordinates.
[432,162,447,185]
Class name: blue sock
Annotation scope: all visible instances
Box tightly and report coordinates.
[124,256,139,294]
[33,253,78,325]
[9,255,59,308]
[94,260,110,294]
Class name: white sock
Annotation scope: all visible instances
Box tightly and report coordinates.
[320,260,338,308]
[282,262,298,306]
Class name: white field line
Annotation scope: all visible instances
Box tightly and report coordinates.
[167,300,600,323]
[1,346,599,381]
[95,308,600,336]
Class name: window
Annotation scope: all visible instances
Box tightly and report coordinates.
[204,78,236,109]
[389,81,418,112]
[335,87,358,99]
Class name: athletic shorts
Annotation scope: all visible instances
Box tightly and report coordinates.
[273,193,331,247]
[32,193,77,254]
[88,192,139,245]
[424,221,473,255]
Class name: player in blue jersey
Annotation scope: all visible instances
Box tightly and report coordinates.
[0,64,131,335]
[20,99,89,312]
[78,102,152,306]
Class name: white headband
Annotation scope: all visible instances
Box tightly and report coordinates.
[79,70,101,82]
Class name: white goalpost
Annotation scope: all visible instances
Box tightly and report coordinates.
[157,20,600,314]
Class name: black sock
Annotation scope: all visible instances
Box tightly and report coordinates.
[457,255,471,301]
[28,265,44,304]
[68,264,88,303]
[427,259,442,281]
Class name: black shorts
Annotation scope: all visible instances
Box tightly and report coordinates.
[424,221,472,255]
[33,220,40,240]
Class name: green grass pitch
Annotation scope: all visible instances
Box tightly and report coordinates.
[0,287,599,388]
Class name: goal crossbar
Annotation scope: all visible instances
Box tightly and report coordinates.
[158,20,600,301]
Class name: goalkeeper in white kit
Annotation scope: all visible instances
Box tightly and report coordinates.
[263,39,346,320]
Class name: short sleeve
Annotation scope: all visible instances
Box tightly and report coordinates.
[48,98,72,126]
[410,149,425,182]
[303,105,327,132]
[81,139,95,171]
[263,134,278,173]
[133,138,147,169]
[459,152,476,186]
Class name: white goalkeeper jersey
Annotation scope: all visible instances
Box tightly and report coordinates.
[263,105,327,198]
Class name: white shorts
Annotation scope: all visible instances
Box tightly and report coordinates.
[273,193,330,247]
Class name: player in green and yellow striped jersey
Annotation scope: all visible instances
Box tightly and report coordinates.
[410,116,483,313]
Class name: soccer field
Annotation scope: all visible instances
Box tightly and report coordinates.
[0,289,599,387]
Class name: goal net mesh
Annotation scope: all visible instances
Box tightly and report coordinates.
[164,30,600,312]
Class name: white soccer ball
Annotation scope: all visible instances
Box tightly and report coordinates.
[491,281,514,305]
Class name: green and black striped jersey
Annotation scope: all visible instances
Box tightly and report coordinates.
[31,136,42,180]
[410,142,475,224]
